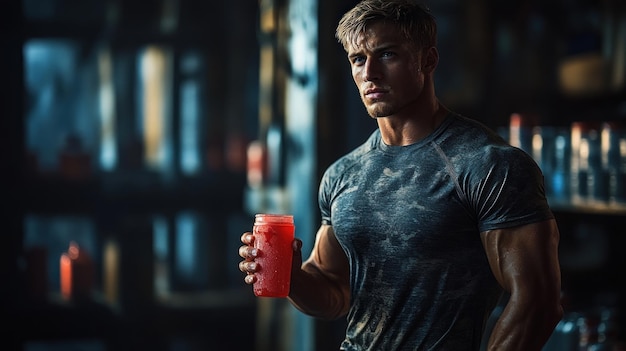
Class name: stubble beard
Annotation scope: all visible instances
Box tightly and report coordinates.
[364,100,394,118]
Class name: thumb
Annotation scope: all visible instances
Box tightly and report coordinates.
[292,238,303,268]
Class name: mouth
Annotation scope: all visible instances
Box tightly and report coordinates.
[364,87,388,100]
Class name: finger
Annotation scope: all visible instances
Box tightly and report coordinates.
[292,238,303,251]
[240,232,254,245]
[239,260,258,273]
[238,245,258,259]
[238,245,247,258]
[291,238,303,269]
[244,274,256,285]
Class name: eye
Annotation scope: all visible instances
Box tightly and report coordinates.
[380,51,395,59]
[351,55,366,66]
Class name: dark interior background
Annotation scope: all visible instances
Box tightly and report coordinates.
[2,0,626,350]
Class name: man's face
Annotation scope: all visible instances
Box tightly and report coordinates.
[347,22,424,118]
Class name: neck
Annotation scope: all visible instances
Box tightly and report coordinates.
[378,100,448,146]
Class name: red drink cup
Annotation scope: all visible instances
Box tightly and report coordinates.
[253,214,295,297]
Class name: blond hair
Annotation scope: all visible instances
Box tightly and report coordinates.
[335,0,437,51]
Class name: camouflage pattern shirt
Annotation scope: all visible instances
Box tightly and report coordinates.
[318,113,554,351]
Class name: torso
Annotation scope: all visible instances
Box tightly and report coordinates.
[319,113,553,350]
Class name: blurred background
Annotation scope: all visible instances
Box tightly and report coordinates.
[2,0,626,350]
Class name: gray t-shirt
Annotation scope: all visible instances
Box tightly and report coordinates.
[318,113,554,351]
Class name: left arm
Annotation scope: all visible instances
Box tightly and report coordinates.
[480,219,563,351]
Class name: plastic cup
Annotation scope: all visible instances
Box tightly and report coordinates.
[252,214,295,297]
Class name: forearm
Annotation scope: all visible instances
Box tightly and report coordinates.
[287,263,350,320]
[487,293,563,351]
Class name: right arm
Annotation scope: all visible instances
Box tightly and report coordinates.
[288,224,351,320]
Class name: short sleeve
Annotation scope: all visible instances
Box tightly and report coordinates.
[466,146,554,232]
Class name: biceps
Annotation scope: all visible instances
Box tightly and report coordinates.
[304,225,350,285]
[481,219,561,292]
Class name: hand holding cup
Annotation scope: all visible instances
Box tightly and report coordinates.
[238,214,295,297]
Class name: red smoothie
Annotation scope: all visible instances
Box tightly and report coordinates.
[253,214,295,297]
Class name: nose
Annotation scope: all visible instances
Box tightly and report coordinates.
[362,58,380,81]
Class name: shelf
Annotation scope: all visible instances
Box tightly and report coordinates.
[10,294,120,341]
[156,289,255,310]
[549,200,626,216]
[22,171,246,215]
[492,90,626,127]
[10,289,257,342]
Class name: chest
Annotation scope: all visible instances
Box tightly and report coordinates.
[329,156,477,257]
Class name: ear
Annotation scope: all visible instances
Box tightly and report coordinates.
[422,47,439,73]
